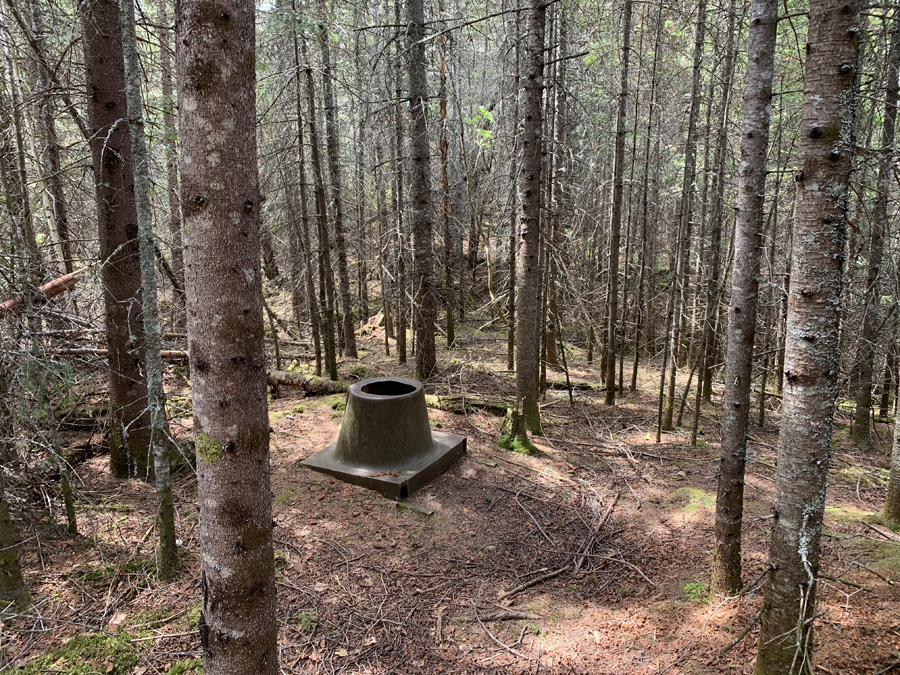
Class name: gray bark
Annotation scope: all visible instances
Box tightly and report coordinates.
[120,0,178,580]
[514,0,546,436]
[176,0,278,670]
[711,0,777,597]
[755,2,860,672]
[408,0,437,379]
[605,0,632,406]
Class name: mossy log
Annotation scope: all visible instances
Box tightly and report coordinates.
[266,371,348,398]
[545,379,597,391]
[425,394,511,416]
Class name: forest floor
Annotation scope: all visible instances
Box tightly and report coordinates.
[2,317,900,675]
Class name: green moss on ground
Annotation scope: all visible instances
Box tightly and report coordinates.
[19,634,137,675]
[168,657,203,674]
[666,488,715,510]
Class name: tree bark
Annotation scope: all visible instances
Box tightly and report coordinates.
[513,0,546,437]
[710,0,775,598]
[755,2,859,672]
[853,12,900,450]
[318,10,357,359]
[605,0,632,406]
[79,0,153,479]
[120,0,178,580]
[26,0,73,276]
[0,357,29,613]
[408,0,437,380]
[176,0,278,670]
[155,0,185,331]
[663,0,705,430]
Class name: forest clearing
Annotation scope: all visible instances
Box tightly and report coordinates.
[1,322,898,674]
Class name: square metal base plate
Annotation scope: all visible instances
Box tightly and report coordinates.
[300,431,466,501]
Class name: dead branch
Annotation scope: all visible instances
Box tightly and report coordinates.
[0,269,83,319]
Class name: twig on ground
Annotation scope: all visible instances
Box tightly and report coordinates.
[716,608,762,658]
[497,566,569,602]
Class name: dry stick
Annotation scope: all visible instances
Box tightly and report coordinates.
[497,566,569,602]
[873,653,900,675]
[472,603,533,661]
[575,492,620,571]
[515,491,555,543]
[716,608,762,658]
[458,610,543,622]
[854,560,894,585]
[861,520,900,542]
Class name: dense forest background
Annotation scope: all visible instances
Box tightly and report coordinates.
[0,0,899,673]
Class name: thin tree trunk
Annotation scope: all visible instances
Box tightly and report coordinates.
[0,358,29,613]
[303,36,339,380]
[26,0,72,275]
[319,10,357,359]
[176,0,278,670]
[438,0,455,348]
[711,0,777,597]
[120,0,178,580]
[605,0,632,406]
[155,0,185,331]
[292,11,322,376]
[663,0,705,430]
[408,0,437,380]
[755,2,859,671]
[79,0,153,479]
[853,11,900,450]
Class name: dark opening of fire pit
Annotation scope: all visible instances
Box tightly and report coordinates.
[361,380,416,396]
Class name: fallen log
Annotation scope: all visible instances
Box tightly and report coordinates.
[424,394,511,417]
[266,370,348,398]
[51,348,189,362]
[0,268,83,319]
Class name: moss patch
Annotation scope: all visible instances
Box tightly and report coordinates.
[168,657,204,674]
[19,633,137,674]
[871,542,900,573]
[195,432,222,466]
[824,504,871,525]
[666,488,715,511]
[835,466,889,488]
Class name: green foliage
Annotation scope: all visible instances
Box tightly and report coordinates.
[683,579,709,603]
[296,609,318,632]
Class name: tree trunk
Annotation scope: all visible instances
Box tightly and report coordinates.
[291,11,322,376]
[853,12,900,450]
[319,11,357,359]
[155,0,185,331]
[605,0,632,406]
[120,0,179,580]
[26,0,72,276]
[408,0,437,380]
[176,0,278,670]
[303,36,339,381]
[513,0,546,437]
[0,358,28,613]
[438,0,455,349]
[79,0,153,479]
[663,0,705,430]
[710,0,773,599]
[755,2,859,672]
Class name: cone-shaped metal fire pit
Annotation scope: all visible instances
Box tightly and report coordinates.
[301,376,466,500]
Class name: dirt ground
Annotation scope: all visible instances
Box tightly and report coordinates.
[2,324,899,674]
